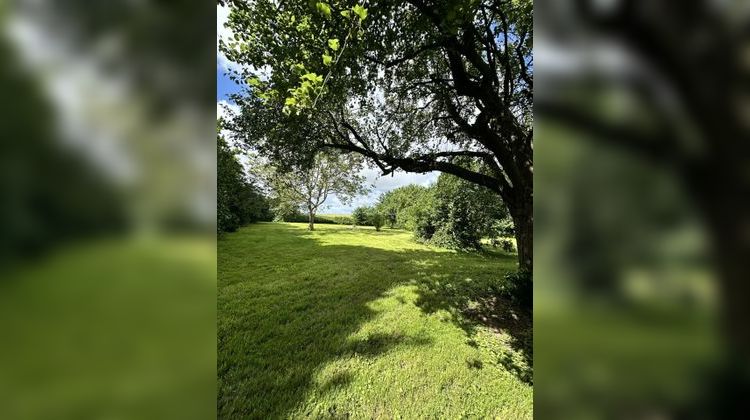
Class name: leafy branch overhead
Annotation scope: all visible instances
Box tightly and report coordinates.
[221,1,368,115]
[223,0,534,272]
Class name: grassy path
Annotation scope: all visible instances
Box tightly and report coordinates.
[218,223,532,419]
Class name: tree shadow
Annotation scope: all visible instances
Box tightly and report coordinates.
[343,332,433,358]
[408,254,533,385]
[218,223,531,419]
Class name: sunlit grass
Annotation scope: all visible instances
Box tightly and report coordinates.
[218,223,532,419]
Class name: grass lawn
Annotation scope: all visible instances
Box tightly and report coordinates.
[218,222,532,419]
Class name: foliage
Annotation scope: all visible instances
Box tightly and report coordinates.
[351,206,369,226]
[261,151,367,230]
[499,270,532,312]
[319,214,354,225]
[416,172,509,250]
[1,34,127,262]
[376,185,433,230]
[222,0,534,271]
[499,239,516,253]
[370,210,384,231]
[494,217,516,237]
[218,223,531,418]
[273,212,352,225]
[217,132,270,233]
[351,206,384,230]
[374,173,509,250]
[221,0,369,118]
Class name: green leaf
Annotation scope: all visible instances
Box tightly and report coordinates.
[322,54,333,66]
[285,97,297,106]
[316,2,331,18]
[340,10,350,18]
[327,38,340,51]
[352,4,367,21]
[246,77,261,87]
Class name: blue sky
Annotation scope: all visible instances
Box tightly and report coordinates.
[217,66,238,102]
[217,5,437,214]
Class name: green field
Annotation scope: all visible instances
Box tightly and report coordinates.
[218,223,532,419]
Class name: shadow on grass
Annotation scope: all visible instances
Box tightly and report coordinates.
[408,254,533,385]
[306,226,408,236]
[218,223,530,419]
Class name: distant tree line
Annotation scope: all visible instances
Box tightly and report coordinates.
[217,133,271,233]
[351,172,513,251]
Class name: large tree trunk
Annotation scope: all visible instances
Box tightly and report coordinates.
[695,178,750,399]
[682,165,750,412]
[510,192,533,274]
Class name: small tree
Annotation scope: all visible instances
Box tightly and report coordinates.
[352,206,369,226]
[370,210,384,231]
[264,152,366,230]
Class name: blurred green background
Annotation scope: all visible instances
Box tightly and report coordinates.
[535,0,747,417]
[0,1,216,418]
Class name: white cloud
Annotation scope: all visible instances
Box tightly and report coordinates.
[323,166,438,214]
[217,99,239,119]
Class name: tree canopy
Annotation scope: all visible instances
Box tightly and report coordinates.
[221,0,533,271]
[218,130,270,233]
[261,151,367,230]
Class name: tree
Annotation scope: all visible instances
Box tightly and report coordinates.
[351,206,369,226]
[419,172,509,250]
[218,131,270,233]
[263,151,366,230]
[368,208,384,231]
[222,0,534,272]
[377,185,431,229]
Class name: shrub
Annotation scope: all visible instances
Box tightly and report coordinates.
[352,206,369,226]
[376,185,431,229]
[370,211,384,231]
[413,218,436,243]
[323,215,353,225]
[500,270,532,311]
[493,217,515,237]
[410,171,508,250]
[499,239,515,253]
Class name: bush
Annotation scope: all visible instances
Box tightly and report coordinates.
[323,215,354,225]
[272,212,354,225]
[370,211,384,231]
[352,207,369,226]
[275,213,334,224]
[409,171,508,250]
[376,185,431,229]
[500,270,532,311]
[499,239,515,253]
[493,217,515,237]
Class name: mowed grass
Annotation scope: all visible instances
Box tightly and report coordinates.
[218,222,532,419]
